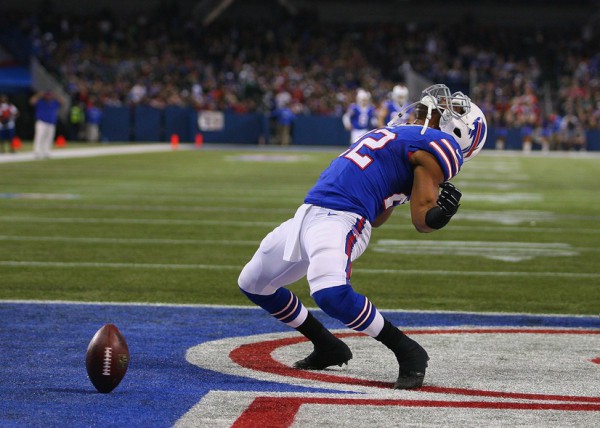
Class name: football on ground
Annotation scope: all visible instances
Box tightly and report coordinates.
[85,323,130,393]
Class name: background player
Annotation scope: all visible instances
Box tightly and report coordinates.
[342,89,377,144]
[238,84,487,389]
[0,94,19,153]
[378,84,411,127]
[30,91,65,159]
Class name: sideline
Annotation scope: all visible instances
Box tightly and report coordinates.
[1,143,599,164]
[0,143,192,163]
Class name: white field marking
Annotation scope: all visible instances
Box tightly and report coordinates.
[464,193,543,203]
[450,181,521,190]
[458,161,521,171]
[3,215,600,235]
[184,329,600,397]
[176,390,600,428]
[0,216,277,228]
[373,240,578,262]
[393,209,577,225]
[457,173,531,181]
[453,210,559,225]
[0,261,241,270]
[0,143,191,163]
[6,202,600,225]
[0,235,258,246]
[1,260,599,279]
[0,202,293,215]
[225,154,311,162]
[3,299,598,319]
[271,330,600,396]
[53,193,304,204]
[2,235,600,256]
[0,193,79,200]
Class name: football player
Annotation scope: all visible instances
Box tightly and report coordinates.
[0,94,19,153]
[238,84,487,389]
[378,84,411,127]
[342,89,377,144]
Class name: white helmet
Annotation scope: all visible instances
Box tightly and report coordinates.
[389,84,469,133]
[441,97,487,162]
[391,85,409,104]
[356,89,371,106]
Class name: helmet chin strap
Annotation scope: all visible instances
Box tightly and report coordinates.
[419,95,436,135]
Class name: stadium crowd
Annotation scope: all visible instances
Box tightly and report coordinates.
[5,7,600,149]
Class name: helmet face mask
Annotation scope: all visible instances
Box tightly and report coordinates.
[440,99,487,162]
[387,84,487,162]
[388,84,471,132]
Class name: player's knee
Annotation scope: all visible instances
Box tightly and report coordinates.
[238,257,261,294]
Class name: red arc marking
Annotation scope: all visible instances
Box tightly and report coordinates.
[232,397,600,428]
[229,328,600,404]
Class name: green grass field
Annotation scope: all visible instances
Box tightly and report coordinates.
[1,145,599,314]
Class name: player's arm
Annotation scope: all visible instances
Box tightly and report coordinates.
[372,206,394,228]
[342,108,353,130]
[377,104,388,128]
[409,150,461,233]
[29,91,44,105]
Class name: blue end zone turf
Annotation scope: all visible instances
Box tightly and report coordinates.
[0,302,597,427]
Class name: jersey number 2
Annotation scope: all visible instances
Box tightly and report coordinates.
[341,129,396,169]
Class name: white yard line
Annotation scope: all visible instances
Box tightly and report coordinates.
[1,215,599,234]
[0,260,598,279]
[2,235,600,254]
[0,235,258,245]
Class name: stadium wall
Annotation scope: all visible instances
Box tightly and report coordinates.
[98,106,600,151]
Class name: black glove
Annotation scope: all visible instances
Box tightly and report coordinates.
[437,182,461,216]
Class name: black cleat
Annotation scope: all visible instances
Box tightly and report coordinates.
[393,339,429,390]
[293,339,352,370]
[394,369,427,389]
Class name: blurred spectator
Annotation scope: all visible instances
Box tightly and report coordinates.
[85,98,103,142]
[69,101,85,141]
[532,113,562,152]
[0,94,19,153]
[5,8,596,151]
[271,92,296,146]
[558,111,587,151]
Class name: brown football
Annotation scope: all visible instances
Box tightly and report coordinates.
[85,323,130,393]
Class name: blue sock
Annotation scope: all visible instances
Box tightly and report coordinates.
[242,287,307,328]
[313,285,384,336]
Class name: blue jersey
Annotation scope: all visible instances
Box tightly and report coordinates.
[305,124,463,223]
[346,104,376,130]
[86,106,103,125]
[384,100,412,125]
[35,99,61,124]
